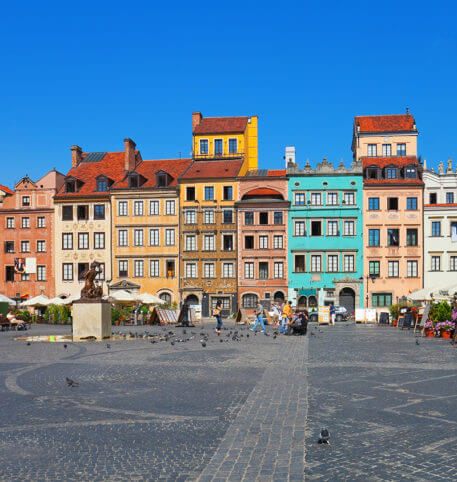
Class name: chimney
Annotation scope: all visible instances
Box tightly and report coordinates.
[285,146,296,168]
[124,138,136,172]
[192,111,202,131]
[71,145,82,168]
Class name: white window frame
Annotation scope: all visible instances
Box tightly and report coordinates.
[294,192,305,206]
[78,233,89,250]
[327,220,338,236]
[185,262,197,278]
[185,210,196,224]
[149,200,159,216]
[344,254,355,272]
[310,255,322,272]
[134,259,144,277]
[343,192,355,205]
[310,192,322,206]
[244,262,254,279]
[203,262,215,278]
[165,228,175,246]
[118,260,128,277]
[203,234,215,251]
[133,200,144,216]
[94,232,105,249]
[37,265,46,281]
[62,233,73,250]
[204,209,215,224]
[222,262,234,278]
[118,229,128,247]
[37,216,46,228]
[149,229,159,246]
[228,138,238,154]
[273,235,283,249]
[327,254,339,273]
[294,220,305,236]
[327,192,338,206]
[185,235,197,251]
[118,201,128,216]
[149,260,160,277]
[199,138,209,155]
[63,263,73,281]
[165,200,175,215]
[274,262,284,279]
[259,235,268,249]
[22,217,30,228]
[344,220,355,236]
[134,229,144,247]
[407,260,418,277]
[37,240,46,252]
[388,260,399,277]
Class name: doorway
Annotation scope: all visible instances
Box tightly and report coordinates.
[339,287,355,313]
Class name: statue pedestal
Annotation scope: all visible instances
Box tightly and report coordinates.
[72,300,111,341]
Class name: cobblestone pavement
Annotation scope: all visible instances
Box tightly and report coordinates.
[0,322,456,480]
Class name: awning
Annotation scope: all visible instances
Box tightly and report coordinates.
[298,289,317,297]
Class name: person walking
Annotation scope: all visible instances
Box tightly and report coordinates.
[214,300,223,333]
[271,301,282,327]
[251,300,269,335]
[280,301,293,334]
[329,303,336,326]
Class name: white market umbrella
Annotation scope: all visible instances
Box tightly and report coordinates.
[106,290,137,303]
[47,297,67,306]
[0,293,18,305]
[60,293,80,305]
[22,294,50,307]
[137,293,165,305]
[408,288,432,302]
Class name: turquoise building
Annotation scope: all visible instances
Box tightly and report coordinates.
[287,155,364,312]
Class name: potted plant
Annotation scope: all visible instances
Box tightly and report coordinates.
[436,320,455,338]
[424,320,435,337]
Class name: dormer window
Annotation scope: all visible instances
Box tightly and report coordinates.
[386,167,397,179]
[156,170,171,188]
[96,176,111,192]
[405,167,416,179]
[128,174,139,188]
[66,180,76,193]
[367,168,378,179]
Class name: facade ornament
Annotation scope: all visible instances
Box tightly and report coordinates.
[438,161,444,175]
[447,157,453,174]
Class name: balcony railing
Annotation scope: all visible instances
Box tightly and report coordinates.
[192,151,244,160]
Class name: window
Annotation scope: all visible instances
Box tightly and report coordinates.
[295,193,305,205]
[204,263,215,278]
[22,217,30,228]
[228,138,237,154]
[327,192,338,205]
[406,229,418,246]
[148,229,159,246]
[367,168,378,179]
[5,266,15,282]
[452,222,457,241]
[119,260,128,277]
[431,256,441,271]
[37,216,45,228]
[344,220,355,236]
[223,234,233,251]
[62,233,73,250]
[387,229,399,246]
[344,255,355,272]
[382,144,392,156]
[397,143,406,156]
[63,263,73,281]
[223,210,233,224]
[259,235,268,249]
[65,180,76,193]
[368,198,379,210]
[222,262,234,278]
[118,230,128,247]
[386,168,397,179]
[245,212,253,225]
[118,201,128,216]
[311,255,322,272]
[211,297,230,310]
[245,236,254,249]
[21,240,30,252]
[407,197,418,210]
[185,263,197,278]
[157,172,169,188]
[310,193,322,205]
[343,192,355,205]
[429,193,437,204]
[77,205,88,220]
[369,261,380,276]
[165,229,175,246]
[327,255,338,272]
[407,260,418,277]
[274,212,283,225]
[150,260,159,277]
[76,262,88,284]
[204,210,215,224]
[273,235,283,249]
[185,235,196,251]
[37,240,46,252]
[259,212,268,225]
[134,201,144,216]
[368,144,377,156]
[37,265,46,281]
[242,293,258,309]
[205,186,214,200]
[388,261,399,277]
[94,232,105,249]
[203,234,215,251]
[214,139,223,155]
[95,263,105,281]
[274,262,284,278]
[134,260,144,277]
[295,255,305,272]
[450,256,457,271]
[295,221,305,236]
[78,233,89,249]
[22,196,30,206]
[96,178,108,192]
[244,262,254,279]
[405,167,416,179]
[369,229,380,247]
[149,200,159,215]
[166,260,175,278]
[165,200,175,215]
[223,186,233,200]
[199,139,208,154]
[186,186,195,201]
[94,204,105,220]
[327,221,338,236]
[259,262,269,279]
[4,241,14,253]
[432,221,441,237]
[128,174,140,189]
[387,197,398,210]
[21,273,30,281]
[311,220,322,236]
[185,210,196,224]
[372,293,392,307]
[6,217,14,228]
[446,192,454,204]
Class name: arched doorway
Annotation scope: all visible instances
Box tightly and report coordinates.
[185,294,199,306]
[273,291,285,302]
[159,292,172,305]
[297,296,307,308]
[308,295,317,308]
[339,287,355,313]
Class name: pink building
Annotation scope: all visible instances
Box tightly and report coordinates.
[236,170,289,313]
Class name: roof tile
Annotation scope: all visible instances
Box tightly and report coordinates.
[355,114,416,133]
[180,160,243,179]
[362,156,418,169]
[193,116,248,134]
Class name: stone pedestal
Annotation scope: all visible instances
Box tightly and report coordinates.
[72,301,111,341]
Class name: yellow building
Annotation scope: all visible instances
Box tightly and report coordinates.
[192,112,258,172]
[110,156,192,305]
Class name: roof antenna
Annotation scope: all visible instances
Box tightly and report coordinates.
[406,106,409,115]
[178,151,182,159]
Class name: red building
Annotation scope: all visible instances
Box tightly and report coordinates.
[0,170,65,301]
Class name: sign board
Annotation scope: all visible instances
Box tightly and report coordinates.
[318,306,330,324]
[378,311,390,325]
[365,309,377,323]
[25,257,36,274]
[177,304,197,325]
[147,307,178,325]
[402,311,415,329]
[355,308,365,322]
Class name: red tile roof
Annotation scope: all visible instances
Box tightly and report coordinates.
[364,178,423,185]
[244,188,283,197]
[355,114,416,133]
[0,184,13,195]
[180,160,243,179]
[267,169,286,176]
[362,156,418,168]
[193,116,248,134]
[424,203,457,207]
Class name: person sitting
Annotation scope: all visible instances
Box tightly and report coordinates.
[286,310,309,335]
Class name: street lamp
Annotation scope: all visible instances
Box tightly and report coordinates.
[360,274,376,308]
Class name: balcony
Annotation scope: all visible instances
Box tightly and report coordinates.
[192,151,244,160]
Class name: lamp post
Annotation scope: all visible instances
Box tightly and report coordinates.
[360,274,376,308]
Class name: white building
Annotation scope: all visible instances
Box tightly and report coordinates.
[423,158,457,290]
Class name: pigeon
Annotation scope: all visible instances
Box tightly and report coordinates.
[415,339,420,345]
[26,342,31,346]
[220,339,224,343]
[106,343,111,349]
[63,344,68,349]
[318,427,330,444]
[170,341,175,346]
[201,341,207,347]
[273,335,277,339]
[66,377,79,387]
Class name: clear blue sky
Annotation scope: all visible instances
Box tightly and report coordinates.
[1,0,456,187]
